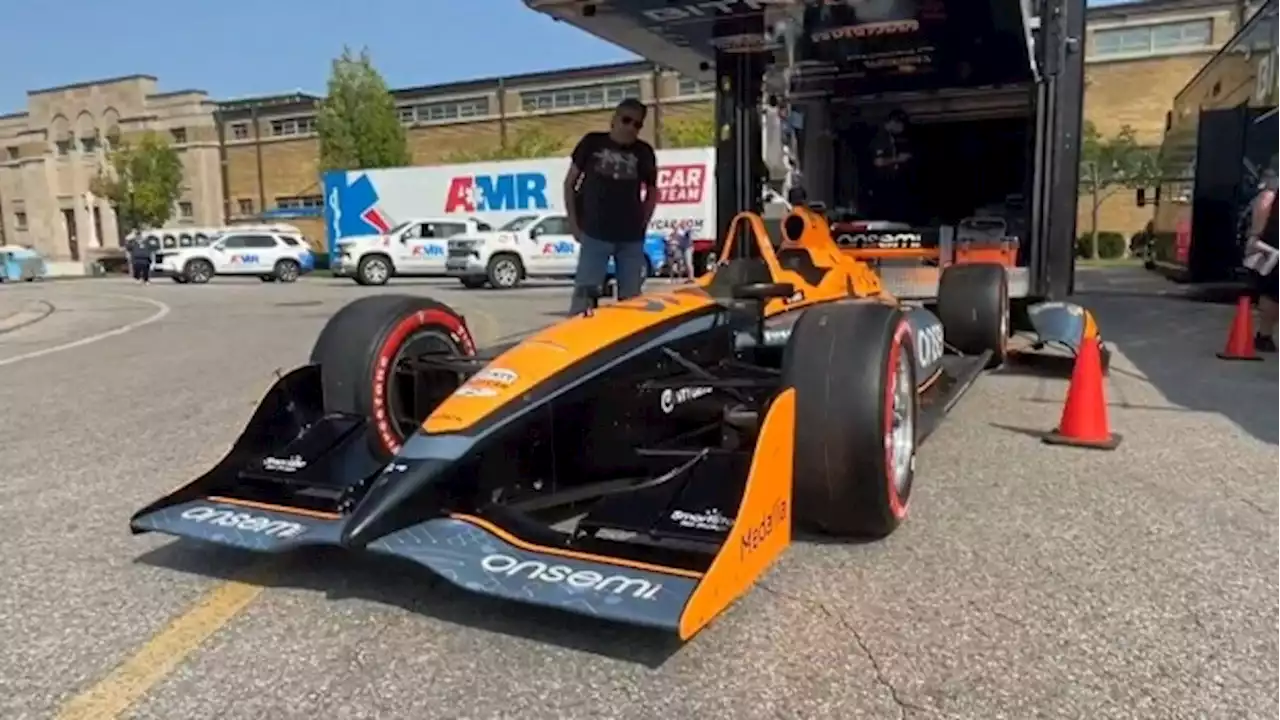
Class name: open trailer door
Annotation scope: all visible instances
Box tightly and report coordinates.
[527,0,1075,302]
[525,0,1040,93]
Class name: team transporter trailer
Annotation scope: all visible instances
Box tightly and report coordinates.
[526,0,1085,308]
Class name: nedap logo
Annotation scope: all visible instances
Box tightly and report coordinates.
[481,554,663,600]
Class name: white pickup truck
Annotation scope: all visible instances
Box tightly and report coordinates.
[333,216,494,285]
[445,213,580,289]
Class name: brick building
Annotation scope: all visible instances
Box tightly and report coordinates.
[0,0,1257,261]
[212,64,715,247]
[0,76,223,261]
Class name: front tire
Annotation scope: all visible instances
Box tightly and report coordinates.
[459,277,487,289]
[356,255,392,286]
[937,263,1009,368]
[486,254,523,289]
[184,259,214,284]
[309,295,477,459]
[784,302,918,538]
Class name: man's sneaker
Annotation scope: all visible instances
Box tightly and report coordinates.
[1254,333,1277,353]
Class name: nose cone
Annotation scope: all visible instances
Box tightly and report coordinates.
[340,458,448,547]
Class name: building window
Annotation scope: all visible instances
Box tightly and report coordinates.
[14,211,27,230]
[178,201,194,218]
[275,195,324,209]
[407,97,491,124]
[676,77,715,97]
[170,127,187,144]
[80,134,99,154]
[55,139,73,156]
[5,146,17,160]
[1092,19,1213,58]
[230,122,250,140]
[519,81,642,113]
[237,198,255,216]
[269,116,317,137]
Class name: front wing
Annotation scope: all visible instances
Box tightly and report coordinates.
[131,388,799,640]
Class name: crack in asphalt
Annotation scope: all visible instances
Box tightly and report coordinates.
[758,581,931,719]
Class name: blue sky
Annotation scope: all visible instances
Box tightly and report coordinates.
[2,0,1133,114]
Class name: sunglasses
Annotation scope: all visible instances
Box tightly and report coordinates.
[618,115,644,130]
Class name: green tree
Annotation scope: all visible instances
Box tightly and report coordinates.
[443,127,565,163]
[1078,121,1161,259]
[662,114,716,148]
[90,132,184,236]
[317,47,410,171]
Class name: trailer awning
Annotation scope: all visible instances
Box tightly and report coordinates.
[526,0,1039,97]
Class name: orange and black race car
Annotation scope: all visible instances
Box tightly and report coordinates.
[132,208,1025,640]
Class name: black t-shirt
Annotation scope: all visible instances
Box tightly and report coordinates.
[571,132,657,244]
[871,128,912,184]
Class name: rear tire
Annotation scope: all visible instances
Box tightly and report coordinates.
[783,302,918,538]
[310,295,477,459]
[937,263,1009,368]
[274,259,301,283]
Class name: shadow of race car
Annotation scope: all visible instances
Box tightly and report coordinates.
[132,207,1026,641]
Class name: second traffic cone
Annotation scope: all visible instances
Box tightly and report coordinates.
[1216,294,1263,361]
[1043,337,1122,450]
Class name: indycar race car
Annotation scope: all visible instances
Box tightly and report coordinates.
[132,208,1028,640]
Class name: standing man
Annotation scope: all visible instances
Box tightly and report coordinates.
[125,233,154,284]
[1242,165,1278,351]
[867,110,915,222]
[564,98,658,314]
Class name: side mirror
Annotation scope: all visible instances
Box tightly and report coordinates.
[529,226,543,239]
[1135,188,1147,208]
[732,282,795,302]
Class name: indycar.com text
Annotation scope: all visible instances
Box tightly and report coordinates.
[481,554,663,600]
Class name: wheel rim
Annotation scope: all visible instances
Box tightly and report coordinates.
[387,329,463,441]
[194,264,211,282]
[494,260,518,287]
[887,345,916,497]
[281,263,298,281]
[367,260,388,283]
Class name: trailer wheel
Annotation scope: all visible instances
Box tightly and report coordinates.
[783,302,918,538]
[310,295,477,459]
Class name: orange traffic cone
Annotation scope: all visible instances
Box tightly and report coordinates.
[1042,337,1122,450]
[1216,295,1263,361]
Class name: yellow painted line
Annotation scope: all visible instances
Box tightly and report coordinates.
[56,578,263,720]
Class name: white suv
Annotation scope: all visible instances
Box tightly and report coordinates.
[155,230,316,284]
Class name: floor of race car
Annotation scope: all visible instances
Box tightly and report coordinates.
[0,268,1274,720]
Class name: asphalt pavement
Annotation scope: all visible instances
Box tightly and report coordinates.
[0,268,1274,720]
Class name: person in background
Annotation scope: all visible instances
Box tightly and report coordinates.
[563,98,658,314]
[1242,166,1278,352]
[126,234,154,284]
[668,220,696,283]
[868,109,914,221]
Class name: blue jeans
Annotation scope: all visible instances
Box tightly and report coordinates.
[571,235,645,314]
